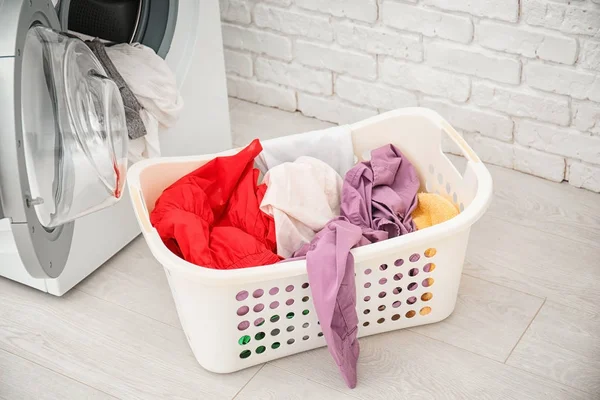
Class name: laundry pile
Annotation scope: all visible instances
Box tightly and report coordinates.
[150,126,459,388]
[87,39,183,162]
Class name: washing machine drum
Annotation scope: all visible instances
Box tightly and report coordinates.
[21,26,128,229]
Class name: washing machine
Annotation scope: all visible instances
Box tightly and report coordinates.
[0,0,232,295]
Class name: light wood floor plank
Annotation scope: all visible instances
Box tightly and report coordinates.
[0,278,259,400]
[77,237,181,328]
[506,301,600,395]
[270,330,593,400]
[234,364,357,400]
[409,275,544,361]
[0,348,114,400]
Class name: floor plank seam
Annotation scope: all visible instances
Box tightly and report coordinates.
[0,347,119,399]
[231,363,266,399]
[73,288,182,330]
[265,363,363,400]
[504,297,546,364]
[461,273,546,300]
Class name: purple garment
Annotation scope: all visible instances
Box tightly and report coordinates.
[294,144,419,388]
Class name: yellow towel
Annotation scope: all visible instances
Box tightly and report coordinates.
[413,193,459,230]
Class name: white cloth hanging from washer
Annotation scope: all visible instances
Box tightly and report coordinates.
[105,43,184,162]
[255,125,355,177]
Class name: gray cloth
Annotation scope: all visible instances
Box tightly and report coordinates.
[86,39,146,140]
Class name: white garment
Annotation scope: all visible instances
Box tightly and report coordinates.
[105,43,183,162]
[255,125,355,177]
[260,157,343,258]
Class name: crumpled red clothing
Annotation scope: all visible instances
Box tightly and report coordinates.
[150,139,281,269]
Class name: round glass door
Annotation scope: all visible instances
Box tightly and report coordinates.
[20,25,128,229]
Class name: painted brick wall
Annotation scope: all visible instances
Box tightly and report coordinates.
[220,0,600,192]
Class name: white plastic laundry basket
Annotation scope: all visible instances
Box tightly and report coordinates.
[127,108,493,373]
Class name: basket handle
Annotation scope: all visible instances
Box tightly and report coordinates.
[440,120,481,163]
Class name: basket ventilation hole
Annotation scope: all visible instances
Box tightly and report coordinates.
[238,335,251,345]
[420,307,432,316]
[272,342,280,349]
[409,253,420,262]
[318,332,324,337]
[254,318,265,327]
[302,335,309,341]
[453,192,458,203]
[421,292,433,301]
[363,322,370,327]
[407,296,417,305]
[423,263,436,273]
[437,173,443,184]
[271,328,280,336]
[365,268,372,275]
[286,299,295,306]
[406,310,416,318]
[364,309,370,315]
[255,332,265,340]
[364,282,371,288]
[378,291,387,298]
[425,248,437,258]
[379,264,388,271]
[302,322,310,328]
[428,164,435,174]
[236,291,249,301]
[379,278,387,285]
[256,346,266,354]
[377,318,385,324]
[391,314,400,321]
[287,325,295,332]
[446,182,451,194]
[302,282,309,289]
[460,203,465,212]
[269,287,279,295]
[270,301,280,309]
[270,315,280,323]
[393,287,402,295]
[408,268,419,277]
[393,273,403,281]
[253,289,264,298]
[408,282,418,291]
[302,296,310,302]
[364,296,371,302]
[394,258,404,267]
[286,312,295,319]
[237,306,249,316]
[422,278,435,288]
[378,305,386,312]
[240,350,251,359]
[285,285,294,292]
[392,300,401,308]
[302,309,310,315]
[287,338,295,345]
[253,303,264,313]
[238,321,250,331]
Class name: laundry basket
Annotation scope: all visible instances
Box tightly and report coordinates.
[127,108,493,374]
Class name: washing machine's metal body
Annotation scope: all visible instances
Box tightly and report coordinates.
[0,0,232,295]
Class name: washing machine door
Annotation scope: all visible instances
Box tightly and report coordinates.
[0,0,128,279]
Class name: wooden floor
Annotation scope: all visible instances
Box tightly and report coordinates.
[1,99,599,399]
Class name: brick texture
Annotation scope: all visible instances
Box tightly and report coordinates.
[220,0,600,191]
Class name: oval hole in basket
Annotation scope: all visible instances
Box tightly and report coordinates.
[460,203,465,212]
[393,273,403,281]
[379,264,388,271]
[238,321,250,331]
[318,332,324,336]
[237,306,249,316]
[393,287,402,295]
[423,263,436,273]
[406,310,416,318]
[420,306,432,316]
[409,253,420,262]
[287,325,295,332]
[270,301,279,309]
[391,314,400,321]
[302,282,309,289]
[364,268,372,275]
[453,192,458,203]
[255,332,265,340]
[236,291,249,301]
[378,305,386,312]
[286,299,294,306]
[424,248,437,258]
[302,335,309,341]
[437,173,443,184]
[270,315,280,323]
[377,318,385,324]
[422,278,435,287]
[302,309,310,315]
[363,322,370,327]
[253,289,264,298]
[421,292,433,301]
[407,296,417,305]
[269,287,279,295]
[364,296,371,302]
[364,282,371,288]
[285,285,294,292]
[271,342,280,349]
[271,328,280,336]
[409,268,419,277]
[286,312,295,319]
[254,318,265,327]
[302,296,309,302]
[392,300,401,308]
[302,322,310,328]
[408,282,418,291]
[287,338,295,345]
[379,278,387,285]
[256,345,266,354]
[428,164,435,174]
[253,303,264,313]
[239,350,251,359]
[378,291,386,299]
[364,309,370,315]
[394,258,404,267]
[238,335,251,345]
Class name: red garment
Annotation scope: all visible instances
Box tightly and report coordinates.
[151,139,281,269]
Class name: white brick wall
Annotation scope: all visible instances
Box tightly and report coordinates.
[220,0,600,192]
